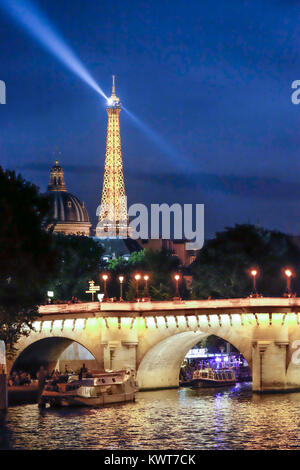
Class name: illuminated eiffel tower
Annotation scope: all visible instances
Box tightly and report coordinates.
[96,76,129,237]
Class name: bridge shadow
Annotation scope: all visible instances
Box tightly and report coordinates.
[11,337,97,377]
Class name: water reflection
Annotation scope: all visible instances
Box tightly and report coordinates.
[1,383,300,450]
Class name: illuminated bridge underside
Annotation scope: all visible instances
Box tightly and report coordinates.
[9,298,300,393]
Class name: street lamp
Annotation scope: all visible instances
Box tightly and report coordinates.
[134,274,141,300]
[119,275,124,301]
[249,269,258,296]
[143,274,150,300]
[47,290,54,304]
[173,274,181,300]
[284,268,294,297]
[102,274,109,300]
[144,274,149,295]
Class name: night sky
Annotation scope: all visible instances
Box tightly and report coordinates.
[1,0,300,237]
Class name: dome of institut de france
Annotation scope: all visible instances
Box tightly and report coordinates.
[47,161,91,236]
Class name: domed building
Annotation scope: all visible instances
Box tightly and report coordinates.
[47,161,91,236]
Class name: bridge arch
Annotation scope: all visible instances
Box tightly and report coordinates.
[10,336,99,376]
[137,330,252,390]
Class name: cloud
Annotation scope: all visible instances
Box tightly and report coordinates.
[132,171,300,201]
[20,162,300,202]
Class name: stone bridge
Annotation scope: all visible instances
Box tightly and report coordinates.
[8,298,300,393]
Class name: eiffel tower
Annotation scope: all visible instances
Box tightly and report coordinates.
[96,76,129,238]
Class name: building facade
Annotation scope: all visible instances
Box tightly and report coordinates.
[47,161,91,236]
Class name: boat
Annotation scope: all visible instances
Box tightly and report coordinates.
[179,378,195,387]
[39,369,138,408]
[235,365,252,382]
[191,367,237,388]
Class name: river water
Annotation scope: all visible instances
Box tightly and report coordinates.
[1,383,300,450]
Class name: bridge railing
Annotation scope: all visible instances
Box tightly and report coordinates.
[38,297,300,319]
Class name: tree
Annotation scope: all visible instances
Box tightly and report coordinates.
[47,234,105,301]
[191,224,300,299]
[107,248,185,300]
[142,249,182,300]
[197,335,238,354]
[0,168,59,355]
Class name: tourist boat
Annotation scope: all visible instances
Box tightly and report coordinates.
[39,369,138,408]
[192,368,237,388]
[179,378,196,387]
[235,365,252,382]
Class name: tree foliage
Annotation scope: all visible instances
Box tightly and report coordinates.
[0,168,59,354]
[191,224,300,299]
[197,335,238,354]
[107,248,184,300]
[47,234,105,301]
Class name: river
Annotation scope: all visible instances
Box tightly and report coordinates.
[1,383,300,450]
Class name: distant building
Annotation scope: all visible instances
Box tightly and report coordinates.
[47,161,91,236]
[137,238,198,266]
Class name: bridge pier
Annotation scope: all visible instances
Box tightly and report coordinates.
[252,340,289,392]
[101,319,138,371]
[101,340,138,371]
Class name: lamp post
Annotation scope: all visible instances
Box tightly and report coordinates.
[174,274,181,300]
[250,269,258,296]
[119,275,124,301]
[143,274,150,300]
[134,274,141,300]
[102,274,109,300]
[284,268,293,297]
[47,290,54,304]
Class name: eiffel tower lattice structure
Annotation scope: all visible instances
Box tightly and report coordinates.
[96,76,129,238]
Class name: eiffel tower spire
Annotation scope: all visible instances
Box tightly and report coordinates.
[112,74,116,97]
[96,76,128,237]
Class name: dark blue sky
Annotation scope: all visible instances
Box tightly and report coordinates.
[1,0,300,237]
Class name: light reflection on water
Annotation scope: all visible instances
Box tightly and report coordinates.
[1,383,300,450]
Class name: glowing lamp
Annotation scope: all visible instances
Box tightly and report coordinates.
[174,274,181,299]
[284,268,295,297]
[134,274,141,299]
[118,275,124,301]
[143,275,150,298]
[249,268,259,295]
[101,274,109,300]
[47,290,54,304]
